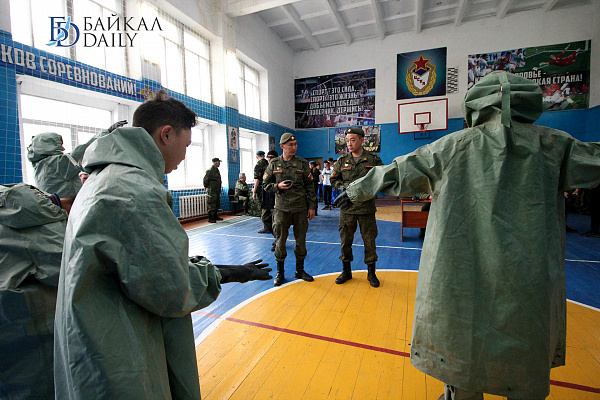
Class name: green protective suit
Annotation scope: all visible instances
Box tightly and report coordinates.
[27,131,101,197]
[0,183,67,399]
[346,72,600,399]
[54,127,222,399]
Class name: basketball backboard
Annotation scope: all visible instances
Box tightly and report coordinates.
[398,98,448,134]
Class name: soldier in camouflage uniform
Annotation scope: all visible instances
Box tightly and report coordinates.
[235,173,251,215]
[203,157,222,223]
[253,151,270,233]
[331,127,384,287]
[263,133,316,286]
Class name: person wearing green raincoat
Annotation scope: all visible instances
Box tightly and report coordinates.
[0,183,74,399]
[26,121,125,198]
[54,90,271,399]
[335,71,600,399]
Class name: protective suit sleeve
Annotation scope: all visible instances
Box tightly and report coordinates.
[70,130,105,163]
[560,139,600,191]
[80,168,221,317]
[346,145,442,202]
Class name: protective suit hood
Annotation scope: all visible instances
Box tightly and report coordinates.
[0,184,67,229]
[462,71,543,127]
[82,127,165,183]
[27,132,64,164]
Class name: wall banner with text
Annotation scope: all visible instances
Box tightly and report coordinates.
[468,40,591,111]
[295,69,375,129]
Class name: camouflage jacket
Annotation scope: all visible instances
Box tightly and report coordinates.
[331,150,383,214]
[203,166,221,192]
[263,155,316,212]
[235,180,249,198]
[253,158,268,182]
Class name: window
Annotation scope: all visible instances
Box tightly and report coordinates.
[238,61,261,119]
[239,136,254,180]
[74,0,126,76]
[140,2,211,102]
[9,0,69,58]
[19,94,113,184]
[167,126,206,190]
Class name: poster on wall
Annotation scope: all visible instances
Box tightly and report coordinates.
[397,47,447,100]
[269,136,276,152]
[334,125,381,154]
[468,40,591,111]
[294,69,375,129]
[228,126,239,150]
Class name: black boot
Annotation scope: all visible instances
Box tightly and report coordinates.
[335,261,352,284]
[274,261,285,286]
[295,260,314,282]
[215,213,223,221]
[208,212,216,223]
[367,263,380,287]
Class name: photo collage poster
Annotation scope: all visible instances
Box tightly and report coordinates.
[334,125,381,154]
[468,40,591,111]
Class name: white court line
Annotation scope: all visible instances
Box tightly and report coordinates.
[194,268,600,347]
[200,232,424,251]
[197,231,600,262]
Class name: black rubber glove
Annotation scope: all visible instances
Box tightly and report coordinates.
[215,259,272,284]
[108,120,128,133]
[333,191,353,210]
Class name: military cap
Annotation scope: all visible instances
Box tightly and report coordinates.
[280,132,297,144]
[212,157,221,163]
[345,127,365,137]
[308,161,316,165]
[256,150,265,156]
[267,150,278,157]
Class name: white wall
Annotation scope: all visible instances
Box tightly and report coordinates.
[235,13,295,128]
[293,3,600,123]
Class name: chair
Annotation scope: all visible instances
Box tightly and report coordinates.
[228,188,243,214]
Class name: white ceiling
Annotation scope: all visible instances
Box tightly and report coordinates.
[226,0,591,52]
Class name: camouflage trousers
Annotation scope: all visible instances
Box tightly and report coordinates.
[273,209,308,262]
[339,211,378,264]
[207,190,220,213]
[261,208,274,232]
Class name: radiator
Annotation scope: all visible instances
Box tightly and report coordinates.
[178,194,209,219]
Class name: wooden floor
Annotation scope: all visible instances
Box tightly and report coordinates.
[184,206,600,400]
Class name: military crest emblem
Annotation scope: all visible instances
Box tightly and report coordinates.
[406,54,437,96]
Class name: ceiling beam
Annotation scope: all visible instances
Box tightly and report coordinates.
[542,0,560,12]
[337,0,370,12]
[227,0,302,17]
[454,0,469,26]
[496,0,514,19]
[370,0,385,39]
[282,4,321,51]
[324,0,352,45]
[415,0,424,34]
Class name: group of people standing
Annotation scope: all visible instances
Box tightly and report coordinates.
[251,127,383,288]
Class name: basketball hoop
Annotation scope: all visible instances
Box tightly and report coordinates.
[417,123,429,133]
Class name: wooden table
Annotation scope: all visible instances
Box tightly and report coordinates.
[400,199,431,241]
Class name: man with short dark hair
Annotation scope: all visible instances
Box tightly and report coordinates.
[331,127,383,287]
[204,157,223,223]
[54,89,271,399]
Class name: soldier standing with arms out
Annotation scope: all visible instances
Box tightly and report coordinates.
[331,127,384,287]
[263,133,316,286]
[253,151,270,233]
[204,157,222,223]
